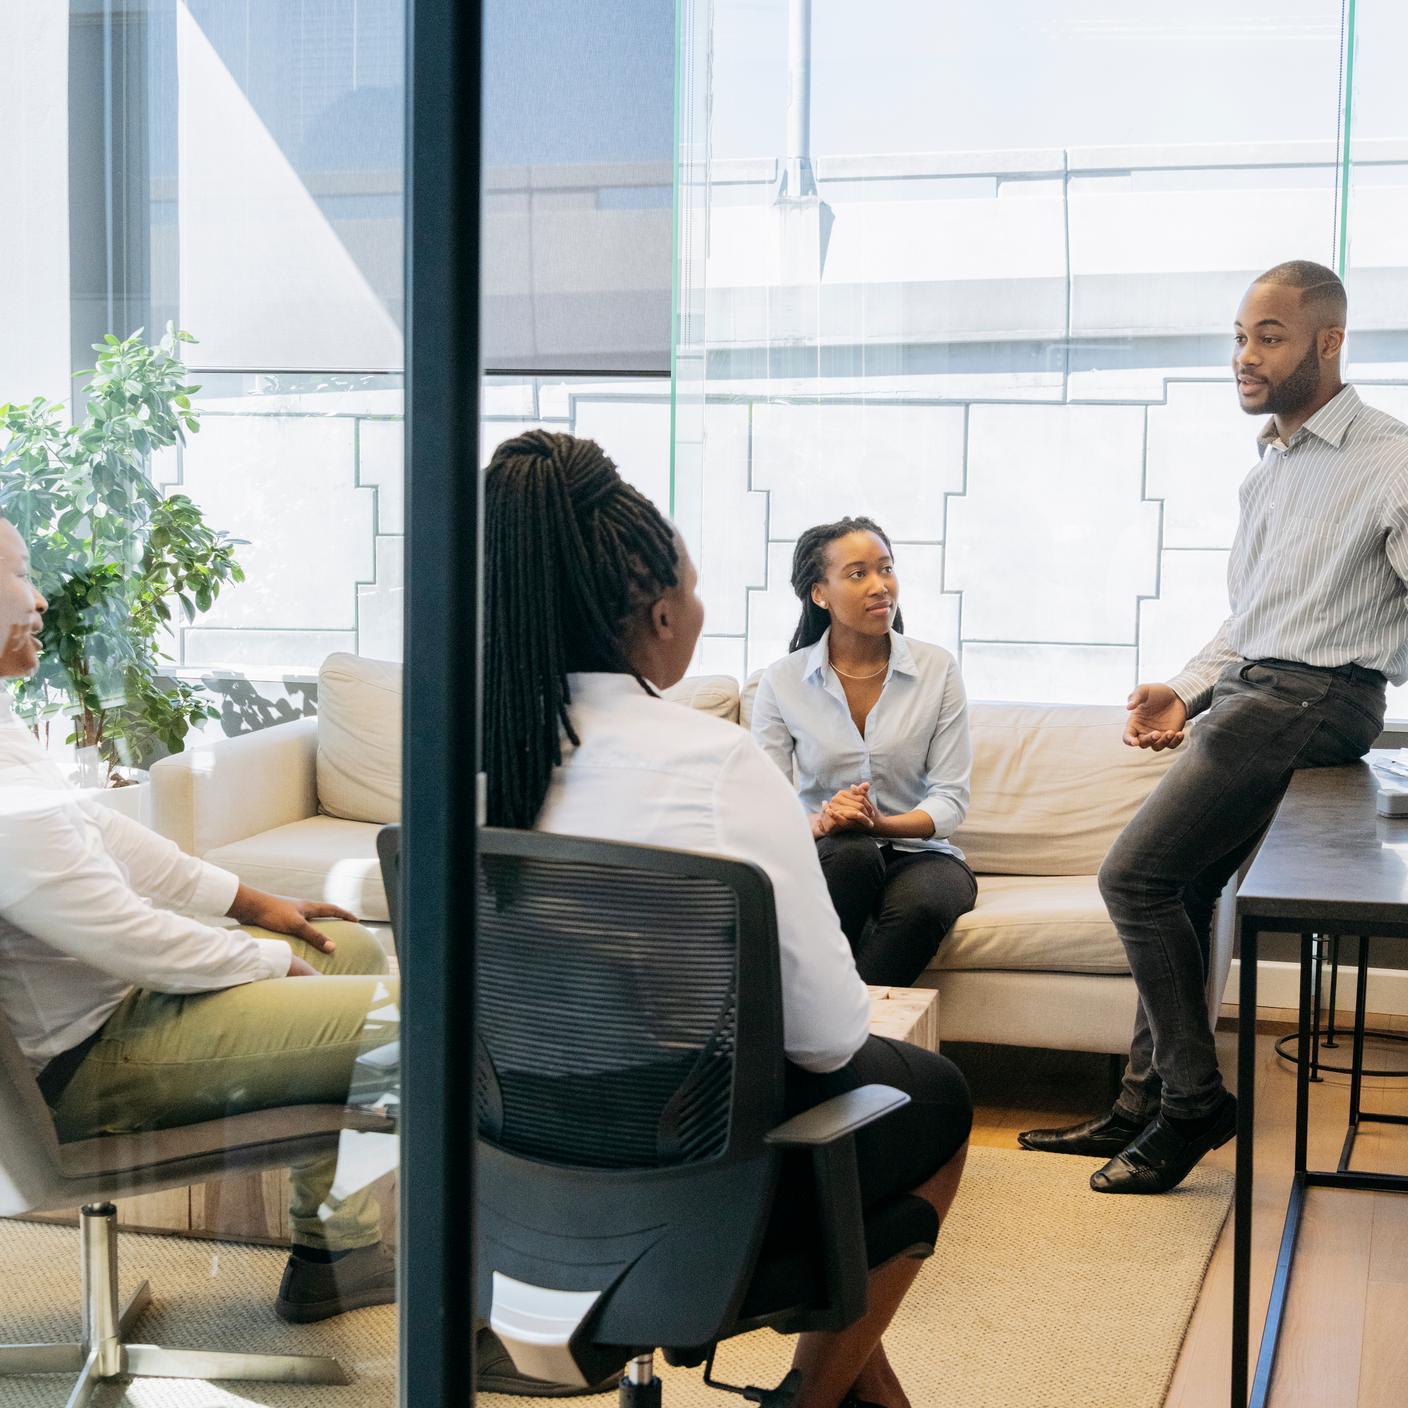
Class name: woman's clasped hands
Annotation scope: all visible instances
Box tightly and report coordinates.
[815,780,881,836]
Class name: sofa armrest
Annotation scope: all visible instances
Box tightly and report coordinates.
[150,716,320,856]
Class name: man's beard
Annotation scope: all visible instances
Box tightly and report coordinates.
[1249,340,1322,417]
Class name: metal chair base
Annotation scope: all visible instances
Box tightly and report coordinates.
[0,1203,346,1407]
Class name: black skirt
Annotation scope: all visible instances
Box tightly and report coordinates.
[764,1033,972,1247]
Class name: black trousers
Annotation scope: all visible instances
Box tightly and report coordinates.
[1099,658,1386,1120]
[815,834,977,986]
[763,1035,973,1251]
[786,1035,972,1202]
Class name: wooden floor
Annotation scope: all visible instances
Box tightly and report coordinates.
[954,1024,1408,1408]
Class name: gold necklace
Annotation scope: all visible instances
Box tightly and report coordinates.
[830,654,888,681]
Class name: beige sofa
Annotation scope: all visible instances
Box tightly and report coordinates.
[151,658,1233,1057]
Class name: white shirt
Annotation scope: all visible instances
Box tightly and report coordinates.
[0,695,291,1070]
[750,630,972,857]
[1168,385,1408,715]
[536,673,871,1074]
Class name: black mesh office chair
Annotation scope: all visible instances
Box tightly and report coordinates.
[378,824,938,1407]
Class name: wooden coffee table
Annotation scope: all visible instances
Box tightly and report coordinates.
[866,985,940,1051]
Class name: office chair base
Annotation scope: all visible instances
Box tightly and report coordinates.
[702,1346,801,1407]
[0,1204,346,1407]
[619,1355,663,1407]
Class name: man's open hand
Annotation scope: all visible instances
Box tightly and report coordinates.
[1123,683,1189,751]
[228,884,356,953]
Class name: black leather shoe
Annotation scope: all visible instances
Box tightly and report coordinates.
[276,1242,396,1322]
[1017,1108,1151,1157]
[1089,1093,1237,1194]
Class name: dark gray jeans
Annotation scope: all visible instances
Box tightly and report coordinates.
[1100,658,1386,1120]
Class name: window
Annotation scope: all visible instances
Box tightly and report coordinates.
[1,6,404,1401]
[675,0,1408,718]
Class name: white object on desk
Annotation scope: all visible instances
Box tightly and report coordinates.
[1368,749,1408,815]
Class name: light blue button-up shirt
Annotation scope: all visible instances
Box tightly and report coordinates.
[750,629,971,858]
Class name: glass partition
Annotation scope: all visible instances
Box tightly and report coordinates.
[674,0,1408,716]
[1343,2,1408,726]
[0,4,403,1402]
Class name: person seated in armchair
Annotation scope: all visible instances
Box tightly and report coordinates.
[0,515,398,1323]
[479,430,972,1408]
[751,517,977,987]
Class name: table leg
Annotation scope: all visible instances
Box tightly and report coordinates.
[1309,934,1325,1083]
[1246,932,1317,1407]
[1339,936,1371,1174]
[1232,918,1258,1408]
[1295,933,1313,1174]
[1325,933,1342,1049]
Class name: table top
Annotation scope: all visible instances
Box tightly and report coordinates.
[1237,753,1408,928]
[865,984,940,1052]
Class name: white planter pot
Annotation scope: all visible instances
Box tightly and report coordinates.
[85,778,154,829]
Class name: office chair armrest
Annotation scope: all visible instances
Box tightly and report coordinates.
[764,1083,910,1148]
[763,1084,911,1334]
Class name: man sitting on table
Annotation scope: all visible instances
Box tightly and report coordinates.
[1020,261,1408,1194]
[0,514,398,1321]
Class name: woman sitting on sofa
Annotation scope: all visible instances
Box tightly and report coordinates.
[482,430,971,1408]
[750,519,977,988]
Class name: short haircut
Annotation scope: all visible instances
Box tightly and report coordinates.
[1255,259,1347,327]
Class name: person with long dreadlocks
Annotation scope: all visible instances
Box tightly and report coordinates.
[750,518,976,988]
[481,432,971,1408]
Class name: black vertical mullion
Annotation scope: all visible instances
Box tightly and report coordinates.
[401,2,483,1406]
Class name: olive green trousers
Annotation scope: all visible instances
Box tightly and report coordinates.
[51,921,399,1250]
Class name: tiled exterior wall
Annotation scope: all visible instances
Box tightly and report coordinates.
[166,375,1408,723]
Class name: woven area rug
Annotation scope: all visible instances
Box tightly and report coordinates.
[483,1146,1233,1408]
[0,1222,392,1407]
[0,1145,1231,1408]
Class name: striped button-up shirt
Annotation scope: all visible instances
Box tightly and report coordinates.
[1168,384,1408,716]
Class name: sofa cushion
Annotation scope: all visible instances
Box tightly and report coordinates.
[206,816,388,923]
[661,674,741,723]
[953,702,1179,875]
[317,653,402,825]
[931,874,1128,976]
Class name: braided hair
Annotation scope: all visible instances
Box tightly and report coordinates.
[484,430,680,829]
[788,516,905,652]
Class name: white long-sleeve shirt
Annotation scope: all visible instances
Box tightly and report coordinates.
[0,695,291,1069]
[1168,385,1408,716]
[536,673,872,1074]
[751,629,972,857]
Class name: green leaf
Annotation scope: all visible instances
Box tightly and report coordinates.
[1,326,241,769]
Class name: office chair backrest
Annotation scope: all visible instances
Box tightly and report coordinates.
[0,1006,69,1217]
[475,828,785,1166]
[472,828,790,1380]
[376,823,401,941]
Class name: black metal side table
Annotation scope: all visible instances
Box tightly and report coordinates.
[1233,761,1408,1408]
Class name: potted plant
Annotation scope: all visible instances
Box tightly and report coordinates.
[0,326,244,799]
